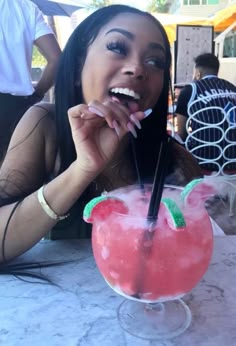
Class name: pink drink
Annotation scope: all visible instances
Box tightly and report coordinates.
[91,185,213,303]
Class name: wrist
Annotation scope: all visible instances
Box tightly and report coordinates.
[33,90,44,100]
[69,161,98,187]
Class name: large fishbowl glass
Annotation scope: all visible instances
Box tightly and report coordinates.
[83,184,213,340]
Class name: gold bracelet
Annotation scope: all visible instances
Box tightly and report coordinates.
[37,185,69,221]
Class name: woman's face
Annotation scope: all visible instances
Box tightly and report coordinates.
[81,13,166,113]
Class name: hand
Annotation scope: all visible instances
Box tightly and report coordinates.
[68,100,146,175]
[31,90,44,103]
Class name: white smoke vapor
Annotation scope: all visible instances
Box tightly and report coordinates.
[202,176,236,235]
[104,178,236,235]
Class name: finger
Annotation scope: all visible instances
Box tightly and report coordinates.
[127,122,138,138]
[97,101,141,139]
[102,102,139,138]
[112,120,120,137]
[67,104,88,121]
[130,114,141,129]
[129,109,153,134]
[144,109,152,118]
[67,104,95,121]
[130,108,152,123]
[87,102,152,138]
[88,100,130,128]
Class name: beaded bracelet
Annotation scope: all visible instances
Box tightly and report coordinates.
[37,185,69,221]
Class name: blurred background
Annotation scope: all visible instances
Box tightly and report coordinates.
[31,0,236,101]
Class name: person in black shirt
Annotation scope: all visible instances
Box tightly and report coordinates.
[175,53,236,175]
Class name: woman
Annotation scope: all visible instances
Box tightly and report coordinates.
[0,5,201,263]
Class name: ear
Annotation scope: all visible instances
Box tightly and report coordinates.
[195,70,201,81]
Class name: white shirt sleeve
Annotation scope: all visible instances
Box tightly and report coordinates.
[34,6,54,40]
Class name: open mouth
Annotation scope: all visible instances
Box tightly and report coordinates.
[109,87,141,113]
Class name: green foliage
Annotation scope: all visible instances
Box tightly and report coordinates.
[147,0,171,13]
[88,0,113,9]
[32,46,46,67]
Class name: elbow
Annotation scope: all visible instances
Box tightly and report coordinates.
[47,52,61,66]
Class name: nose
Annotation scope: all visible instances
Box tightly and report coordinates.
[122,58,146,80]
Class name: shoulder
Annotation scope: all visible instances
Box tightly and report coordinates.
[17,102,56,133]
[175,84,193,116]
[0,103,57,194]
[32,102,55,116]
[9,102,57,167]
[221,78,236,91]
[179,84,192,95]
[1,103,58,191]
[176,84,193,99]
[34,5,53,38]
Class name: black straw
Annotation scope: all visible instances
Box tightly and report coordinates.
[147,137,170,222]
[130,135,144,191]
[132,138,170,298]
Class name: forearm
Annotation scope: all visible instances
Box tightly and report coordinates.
[34,34,61,97]
[34,60,59,97]
[176,113,188,141]
[0,162,95,262]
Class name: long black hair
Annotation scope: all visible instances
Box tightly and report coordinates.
[0,5,172,270]
[54,4,172,181]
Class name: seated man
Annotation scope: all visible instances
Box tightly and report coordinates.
[175,53,236,176]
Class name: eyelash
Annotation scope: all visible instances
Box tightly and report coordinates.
[146,58,166,70]
[106,40,127,55]
[106,40,165,70]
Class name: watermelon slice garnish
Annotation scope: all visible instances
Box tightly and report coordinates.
[181,178,217,207]
[161,197,186,229]
[83,196,128,223]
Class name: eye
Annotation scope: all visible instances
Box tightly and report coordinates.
[145,57,166,70]
[106,40,127,56]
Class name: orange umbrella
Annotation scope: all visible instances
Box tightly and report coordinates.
[210,4,236,32]
[153,4,236,44]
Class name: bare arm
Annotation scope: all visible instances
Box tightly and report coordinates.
[0,105,93,262]
[175,85,192,142]
[176,113,188,141]
[0,101,146,262]
[33,34,61,97]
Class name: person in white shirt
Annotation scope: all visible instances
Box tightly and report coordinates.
[0,0,61,162]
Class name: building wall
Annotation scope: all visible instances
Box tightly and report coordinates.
[170,0,233,17]
[218,58,236,84]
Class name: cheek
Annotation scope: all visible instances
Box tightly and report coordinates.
[81,52,105,103]
[81,59,94,102]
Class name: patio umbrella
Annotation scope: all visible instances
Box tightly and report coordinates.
[30,0,86,16]
[210,3,236,32]
[154,3,236,44]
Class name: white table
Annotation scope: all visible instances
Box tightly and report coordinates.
[0,237,235,346]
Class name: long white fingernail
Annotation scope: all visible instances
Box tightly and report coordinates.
[112,120,120,137]
[130,114,142,129]
[127,122,137,138]
[88,106,104,117]
[144,109,152,118]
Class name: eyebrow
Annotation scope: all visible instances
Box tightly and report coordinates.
[105,28,165,54]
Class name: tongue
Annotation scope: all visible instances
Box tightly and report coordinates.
[111,96,140,113]
[127,100,140,113]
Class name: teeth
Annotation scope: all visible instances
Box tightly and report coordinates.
[111,88,140,100]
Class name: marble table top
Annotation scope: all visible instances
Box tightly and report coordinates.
[0,236,236,346]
